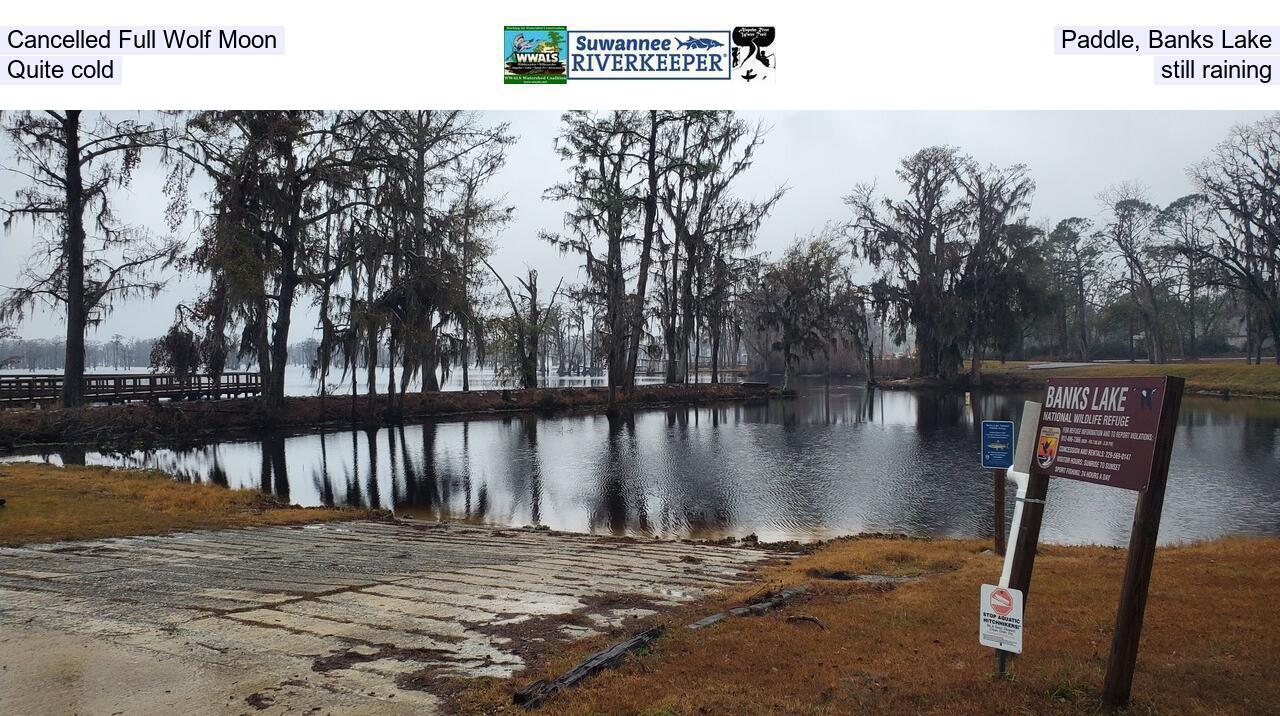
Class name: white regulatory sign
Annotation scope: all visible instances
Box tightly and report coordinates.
[979,584,1023,654]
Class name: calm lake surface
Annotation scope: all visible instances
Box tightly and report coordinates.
[8,379,1280,546]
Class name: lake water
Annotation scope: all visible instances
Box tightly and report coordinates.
[6,380,1279,546]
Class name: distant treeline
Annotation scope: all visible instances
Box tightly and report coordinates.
[0,335,156,371]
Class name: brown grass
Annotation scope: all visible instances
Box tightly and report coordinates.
[454,536,1280,715]
[0,462,377,545]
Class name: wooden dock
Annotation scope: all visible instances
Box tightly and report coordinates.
[0,372,262,407]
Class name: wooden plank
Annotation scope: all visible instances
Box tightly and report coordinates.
[513,625,665,709]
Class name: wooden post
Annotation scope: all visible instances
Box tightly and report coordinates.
[1005,470,1049,600]
[1101,376,1184,710]
[993,468,1007,555]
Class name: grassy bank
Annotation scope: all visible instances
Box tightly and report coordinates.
[879,360,1280,399]
[457,536,1280,715]
[0,382,766,450]
[0,463,377,545]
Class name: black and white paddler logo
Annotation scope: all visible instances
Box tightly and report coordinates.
[732,26,775,82]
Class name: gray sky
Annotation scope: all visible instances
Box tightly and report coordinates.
[0,110,1269,342]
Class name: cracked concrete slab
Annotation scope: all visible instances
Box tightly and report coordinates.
[0,520,777,714]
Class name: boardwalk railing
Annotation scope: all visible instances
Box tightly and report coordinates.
[0,372,263,407]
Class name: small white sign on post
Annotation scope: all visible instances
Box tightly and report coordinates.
[979,584,1024,654]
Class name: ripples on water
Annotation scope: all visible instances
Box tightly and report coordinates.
[10,379,1280,545]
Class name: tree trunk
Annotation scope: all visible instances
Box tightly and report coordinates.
[664,242,685,383]
[709,324,721,384]
[366,257,379,412]
[1185,283,1198,361]
[1269,309,1280,365]
[1076,285,1090,362]
[461,185,473,393]
[625,111,661,392]
[386,332,398,413]
[969,341,985,384]
[366,330,378,413]
[916,324,937,378]
[461,322,470,391]
[1146,294,1165,364]
[606,240,626,406]
[60,110,87,409]
[677,231,696,384]
[421,334,440,392]
[1128,311,1136,363]
[267,263,296,411]
[865,339,876,385]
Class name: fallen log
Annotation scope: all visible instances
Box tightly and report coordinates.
[513,624,665,709]
[729,585,807,616]
[786,614,826,630]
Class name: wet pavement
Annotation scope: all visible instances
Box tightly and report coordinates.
[0,520,777,714]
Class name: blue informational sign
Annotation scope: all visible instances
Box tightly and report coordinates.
[981,420,1015,469]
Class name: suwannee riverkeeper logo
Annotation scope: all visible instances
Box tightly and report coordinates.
[504,25,773,82]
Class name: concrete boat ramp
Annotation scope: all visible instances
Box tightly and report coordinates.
[0,520,778,714]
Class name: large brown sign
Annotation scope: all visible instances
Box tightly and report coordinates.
[1030,377,1172,492]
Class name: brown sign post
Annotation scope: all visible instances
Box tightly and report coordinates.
[1028,375,1184,709]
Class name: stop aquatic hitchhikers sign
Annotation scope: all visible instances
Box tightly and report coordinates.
[979,584,1024,653]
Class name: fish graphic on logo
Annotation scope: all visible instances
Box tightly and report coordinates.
[677,36,725,50]
[1036,426,1061,470]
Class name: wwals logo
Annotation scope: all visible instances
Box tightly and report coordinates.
[504,26,567,84]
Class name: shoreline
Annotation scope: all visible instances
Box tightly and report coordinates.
[874,361,1280,400]
[0,462,382,546]
[0,381,774,451]
[454,533,1280,714]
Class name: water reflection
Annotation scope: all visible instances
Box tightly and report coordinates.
[13,380,1280,546]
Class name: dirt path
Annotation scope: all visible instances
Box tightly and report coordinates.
[0,520,779,714]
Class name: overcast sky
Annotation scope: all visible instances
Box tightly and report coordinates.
[0,110,1269,342]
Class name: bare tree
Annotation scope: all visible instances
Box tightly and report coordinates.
[956,161,1035,381]
[846,146,970,379]
[168,111,376,410]
[1046,218,1104,362]
[1098,183,1170,364]
[1190,115,1280,364]
[366,111,513,394]
[1157,194,1219,361]
[659,111,784,383]
[482,259,562,389]
[1,110,179,406]
[748,236,832,390]
[543,111,640,405]
[452,147,513,392]
[622,110,679,391]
